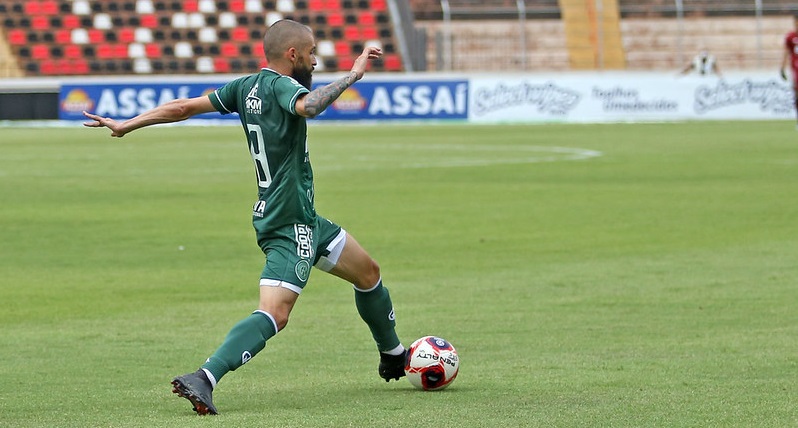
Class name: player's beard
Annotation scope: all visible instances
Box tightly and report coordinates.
[293,66,313,91]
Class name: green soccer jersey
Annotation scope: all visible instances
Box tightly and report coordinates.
[209,69,314,233]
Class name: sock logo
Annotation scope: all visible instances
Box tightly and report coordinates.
[388,308,395,321]
[242,351,252,365]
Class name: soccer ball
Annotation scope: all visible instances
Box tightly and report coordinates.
[404,336,459,391]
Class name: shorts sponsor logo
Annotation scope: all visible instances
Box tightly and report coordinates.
[294,224,313,259]
[295,260,310,282]
[242,351,252,365]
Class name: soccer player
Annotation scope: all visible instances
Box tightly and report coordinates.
[679,49,722,77]
[83,19,406,415]
[781,14,798,126]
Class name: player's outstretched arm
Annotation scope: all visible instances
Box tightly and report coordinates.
[296,46,383,118]
[83,96,216,137]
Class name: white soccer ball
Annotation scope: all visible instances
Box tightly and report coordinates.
[404,336,459,391]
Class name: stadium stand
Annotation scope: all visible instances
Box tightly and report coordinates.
[0,0,402,76]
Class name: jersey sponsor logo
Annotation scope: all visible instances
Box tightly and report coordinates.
[252,200,266,218]
[246,83,262,114]
[388,308,395,321]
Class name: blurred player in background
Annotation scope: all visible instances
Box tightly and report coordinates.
[679,49,722,77]
[83,19,407,415]
[781,14,798,126]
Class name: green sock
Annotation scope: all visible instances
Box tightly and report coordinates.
[201,310,277,384]
[354,281,401,352]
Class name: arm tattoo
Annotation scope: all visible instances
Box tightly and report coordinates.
[303,71,359,117]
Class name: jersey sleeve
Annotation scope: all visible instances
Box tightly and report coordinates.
[272,76,310,115]
[208,77,243,115]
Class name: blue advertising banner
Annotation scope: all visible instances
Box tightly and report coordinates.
[59,79,469,121]
[312,80,469,120]
[59,82,229,121]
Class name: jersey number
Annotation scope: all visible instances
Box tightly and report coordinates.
[247,124,273,188]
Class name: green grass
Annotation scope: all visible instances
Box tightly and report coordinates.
[1,121,797,427]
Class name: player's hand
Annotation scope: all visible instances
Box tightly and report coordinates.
[781,68,788,81]
[82,111,127,137]
[350,46,383,81]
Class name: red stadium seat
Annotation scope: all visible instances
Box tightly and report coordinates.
[31,16,51,30]
[212,58,229,73]
[41,0,59,15]
[221,42,239,57]
[113,44,129,59]
[55,30,73,44]
[140,14,158,28]
[358,11,375,26]
[67,59,90,74]
[231,27,249,41]
[24,1,42,15]
[96,44,115,59]
[118,28,136,43]
[334,41,350,55]
[62,15,80,29]
[64,44,83,59]
[145,43,163,58]
[325,0,341,9]
[327,12,344,27]
[361,26,378,40]
[8,30,26,45]
[337,57,354,70]
[370,0,386,11]
[31,44,51,60]
[88,29,105,44]
[40,60,59,75]
[183,0,199,12]
[229,0,245,12]
[344,26,359,40]
[308,0,324,10]
[383,54,402,71]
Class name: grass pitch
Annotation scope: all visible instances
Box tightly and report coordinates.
[1,121,797,427]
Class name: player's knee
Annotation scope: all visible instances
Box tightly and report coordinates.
[354,257,381,290]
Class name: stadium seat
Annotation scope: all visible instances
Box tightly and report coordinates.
[327,12,344,26]
[334,40,350,55]
[359,11,376,26]
[72,0,91,15]
[8,30,26,45]
[213,58,231,73]
[245,0,263,12]
[220,42,240,57]
[55,30,73,44]
[31,16,51,31]
[62,14,81,29]
[136,0,155,14]
[229,0,246,12]
[344,26,360,40]
[24,1,42,15]
[31,44,51,61]
[361,26,378,40]
[383,54,402,71]
[64,44,83,59]
[370,0,386,11]
[141,15,159,28]
[118,28,136,43]
[145,43,163,58]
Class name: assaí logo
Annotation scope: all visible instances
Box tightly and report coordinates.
[694,79,793,114]
[94,86,193,117]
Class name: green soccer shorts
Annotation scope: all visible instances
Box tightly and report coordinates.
[255,215,345,294]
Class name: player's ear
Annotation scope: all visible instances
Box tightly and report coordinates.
[286,47,297,63]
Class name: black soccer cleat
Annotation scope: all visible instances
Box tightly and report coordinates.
[171,370,218,415]
[378,349,408,382]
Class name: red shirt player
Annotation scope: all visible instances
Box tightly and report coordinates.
[781,15,798,124]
